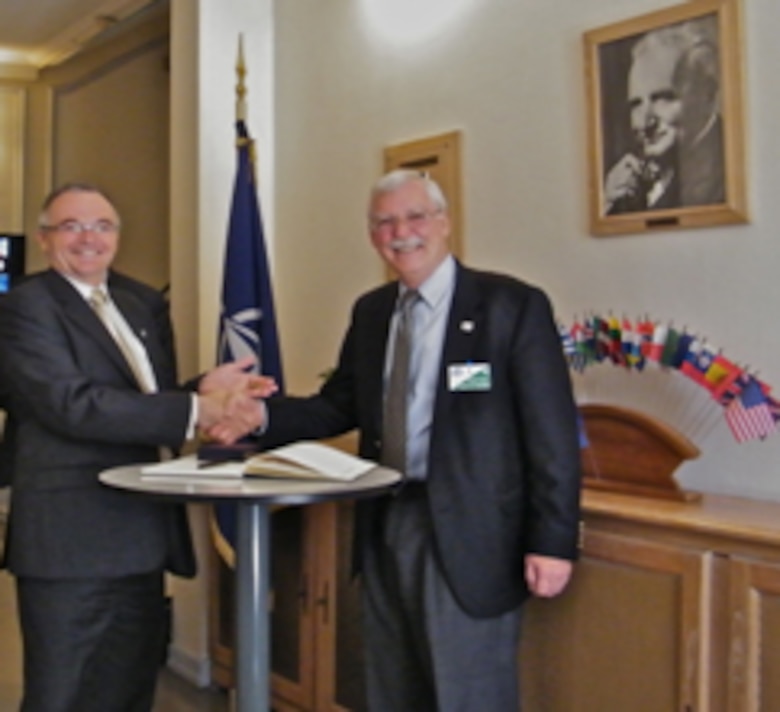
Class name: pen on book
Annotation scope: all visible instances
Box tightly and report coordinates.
[197,459,235,469]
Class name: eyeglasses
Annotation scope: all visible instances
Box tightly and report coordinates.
[40,220,120,236]
[369,209,441,233]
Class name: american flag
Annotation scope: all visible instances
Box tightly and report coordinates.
[724,376,777,443]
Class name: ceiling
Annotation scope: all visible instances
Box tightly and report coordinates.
[0,0,160,71]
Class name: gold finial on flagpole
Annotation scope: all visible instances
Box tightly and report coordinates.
[234,34,257,171]
[236,34,247,123]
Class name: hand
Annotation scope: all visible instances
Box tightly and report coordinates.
[524,555,573,598]
[603,153,643,212]
[197,389,265,444]
[199,356,278,399]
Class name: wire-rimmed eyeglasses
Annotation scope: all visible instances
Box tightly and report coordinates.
[40,220,120,236]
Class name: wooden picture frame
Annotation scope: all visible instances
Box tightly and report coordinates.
[383,130,464,259]
[583,0,748,236]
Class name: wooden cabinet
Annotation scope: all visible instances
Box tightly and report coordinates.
[212,488,780,711]
[520,490,780,712]
[520,527,719,711]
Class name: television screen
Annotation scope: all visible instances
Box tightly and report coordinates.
[0,234,25,294]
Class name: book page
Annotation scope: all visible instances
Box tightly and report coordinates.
[244,441,376,481]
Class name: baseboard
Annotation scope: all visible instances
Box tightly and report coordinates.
[166,643,212,688]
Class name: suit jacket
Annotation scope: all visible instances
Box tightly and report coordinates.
[263,261,582,617]
[0,269,196,579]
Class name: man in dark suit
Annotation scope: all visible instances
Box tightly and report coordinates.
[258,170,582,710]
[0,183,270,712]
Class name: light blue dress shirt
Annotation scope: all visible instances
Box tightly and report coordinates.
[385,255,456,480]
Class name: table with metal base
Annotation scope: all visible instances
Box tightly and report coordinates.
[99,464,400,712]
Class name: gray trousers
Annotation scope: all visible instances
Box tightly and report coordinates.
[361,486,522,712]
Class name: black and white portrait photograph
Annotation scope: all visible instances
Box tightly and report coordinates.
[584,0,748,236]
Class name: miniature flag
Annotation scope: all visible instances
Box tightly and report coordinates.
[645,323,667,363]
[725,376,776,443]
[706,354,743,401]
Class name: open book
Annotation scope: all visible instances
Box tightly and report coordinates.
[141,455,245,479]
[244,441,376,482]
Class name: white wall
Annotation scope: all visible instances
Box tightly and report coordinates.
[269,0,780,501]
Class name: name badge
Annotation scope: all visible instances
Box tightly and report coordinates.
[448,363,492,392]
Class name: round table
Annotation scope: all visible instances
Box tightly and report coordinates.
[99,463,401,712]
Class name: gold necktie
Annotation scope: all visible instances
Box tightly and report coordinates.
[89,287,155,394]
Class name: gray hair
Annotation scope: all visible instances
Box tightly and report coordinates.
[38,182,120,229]
[632,18,719,100]
[369,169,448,212]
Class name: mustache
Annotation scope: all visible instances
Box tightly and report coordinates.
[388,236,424,252]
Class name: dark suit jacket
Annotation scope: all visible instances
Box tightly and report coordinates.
[263,262,582,617]
[0,269,196,579]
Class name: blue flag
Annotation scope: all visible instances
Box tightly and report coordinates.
[212,119,285,562]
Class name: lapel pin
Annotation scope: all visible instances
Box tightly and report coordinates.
[460,320,475,333]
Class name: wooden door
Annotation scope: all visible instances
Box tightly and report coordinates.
[727,557,780,712]
[520,528,713,711]
[311,501,367,712]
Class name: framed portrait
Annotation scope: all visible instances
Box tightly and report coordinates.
[583,0,748,236]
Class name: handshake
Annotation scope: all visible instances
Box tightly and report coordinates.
[195,356,277,445]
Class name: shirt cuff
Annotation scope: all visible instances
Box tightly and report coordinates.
[253,400,269,436]
[186,393,198,440]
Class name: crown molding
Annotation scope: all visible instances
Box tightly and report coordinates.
[0,0,158,70]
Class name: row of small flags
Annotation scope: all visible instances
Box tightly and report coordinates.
[558,315,779,444]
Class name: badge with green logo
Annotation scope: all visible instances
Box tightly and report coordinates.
[447,363,492,392]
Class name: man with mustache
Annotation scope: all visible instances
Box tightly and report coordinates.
[257,169,582,710]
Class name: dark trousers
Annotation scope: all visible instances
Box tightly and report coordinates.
[16,572,166,712]
[361,487,522,712]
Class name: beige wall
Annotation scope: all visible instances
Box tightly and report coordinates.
[31,7,171,288]
[0,85,24,232]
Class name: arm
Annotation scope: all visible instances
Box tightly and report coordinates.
[509,287,582,593]
[0,285,191,448]
[261,318,362,448]
[604,153,646,214]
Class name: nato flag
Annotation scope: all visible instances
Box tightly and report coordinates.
[212,119,285,556]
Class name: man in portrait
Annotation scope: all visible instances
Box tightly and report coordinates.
[603,17,725,215]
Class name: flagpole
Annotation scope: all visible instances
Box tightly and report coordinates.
[235,34,256,173]
[233,36,269,712]
[236,34,247,124]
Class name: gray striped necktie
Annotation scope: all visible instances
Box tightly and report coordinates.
[382,289,420,473]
